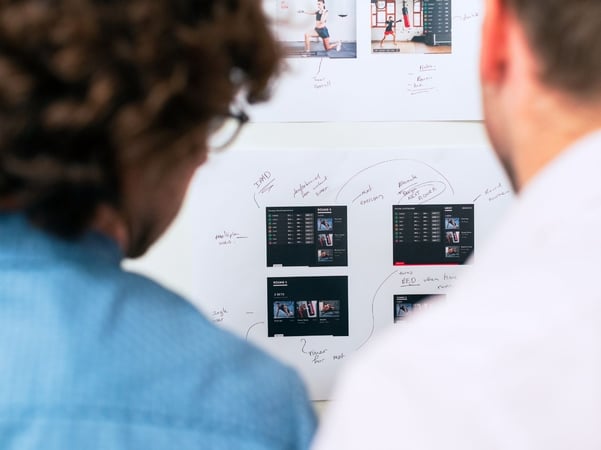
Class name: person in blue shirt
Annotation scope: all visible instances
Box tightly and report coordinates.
[0,0,316,448]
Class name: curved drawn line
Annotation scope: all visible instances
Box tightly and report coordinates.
[335,158,455,203]
[253,193,260,208]
[300,338,308,353]
[356,270,398,351]
[315,58,323,76]
[245,321,265,340]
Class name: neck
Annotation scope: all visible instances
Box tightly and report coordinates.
[511,88,601,190]
[480,0,601,192]
[90,204,129,253]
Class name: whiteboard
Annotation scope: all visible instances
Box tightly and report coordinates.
[124,0,504,399]
[125,130,514,400]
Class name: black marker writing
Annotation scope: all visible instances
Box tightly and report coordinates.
[300,338,328,364]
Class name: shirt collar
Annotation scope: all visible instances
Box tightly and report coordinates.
[0,212,123,266]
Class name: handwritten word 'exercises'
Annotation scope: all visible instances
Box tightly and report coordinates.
[187,147,513,400]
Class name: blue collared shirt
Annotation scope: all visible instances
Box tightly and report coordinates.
[0,213,316,449]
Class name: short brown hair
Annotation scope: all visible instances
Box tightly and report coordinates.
[505,0,601,99]
[0,0,282,236]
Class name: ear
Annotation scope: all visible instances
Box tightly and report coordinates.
[480,0,510,85]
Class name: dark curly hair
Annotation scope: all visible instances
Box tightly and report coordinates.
[0,0,282,237]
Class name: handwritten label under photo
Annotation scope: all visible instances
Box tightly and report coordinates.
[406,64,438,96]
[312,58,333,89]
[313,74,332,90]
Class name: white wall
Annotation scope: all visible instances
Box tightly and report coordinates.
[122,0,492,408]
[124,120,494,304]
[120,121,509,407]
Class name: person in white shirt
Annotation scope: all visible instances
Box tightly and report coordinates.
[312,0,601,448]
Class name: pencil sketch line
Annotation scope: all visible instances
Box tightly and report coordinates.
[356,270,398,351]
[245,321,265,340]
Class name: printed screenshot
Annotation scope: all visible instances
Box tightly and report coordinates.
[268,276,349,337]
[393,204,474,265]
[266,206,348,267]
[394,294,445,323]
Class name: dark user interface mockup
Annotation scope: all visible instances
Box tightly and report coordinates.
[394,294,445,323]
[268,276,349,337]
[266,206,348,267]
[393,204,474,265]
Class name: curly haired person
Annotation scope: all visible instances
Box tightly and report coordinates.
[0,1,316,448]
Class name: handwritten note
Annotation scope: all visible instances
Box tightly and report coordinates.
[211,307,228,323]
[253,169,276,207]
[406,64,438,96]
[421,272,457,290]
[453,11,480,23]
[397,180,447,203]
[312,58,332,90]
[293,172,330,199]
[473,181,512,203]
[301,338,328,364]
[313,74,332,89]
[336,159,455,206]
[214,231,248,246]
[397,270,421,288]
[352,184,385,206]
